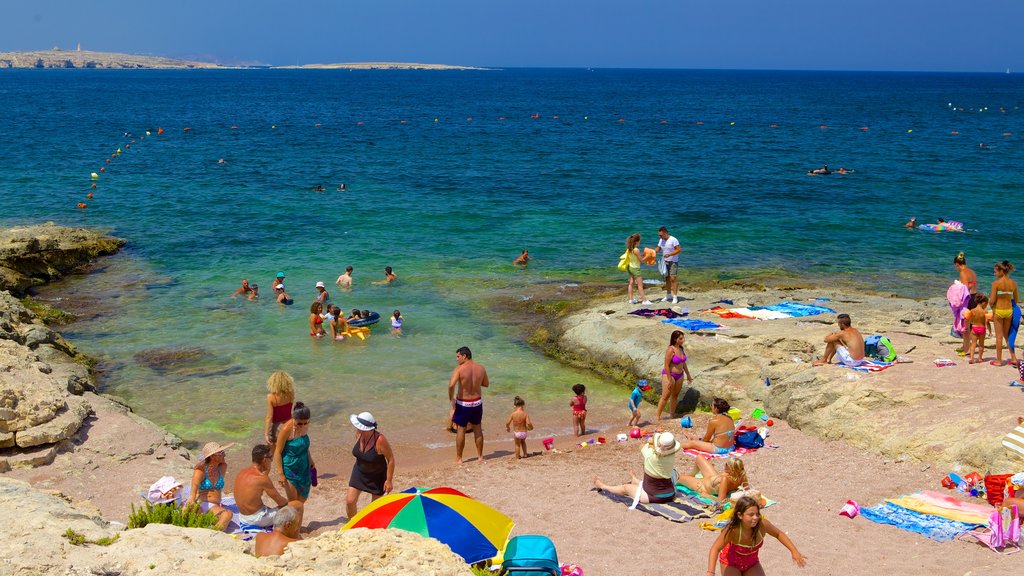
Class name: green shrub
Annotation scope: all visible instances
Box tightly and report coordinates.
[63,529,119,546]
[127,501,219,530]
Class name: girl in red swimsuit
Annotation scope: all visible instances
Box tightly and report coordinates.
[309,302,325,337]
[707,496,807,575]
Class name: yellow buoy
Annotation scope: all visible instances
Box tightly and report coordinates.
[90,172,99,180]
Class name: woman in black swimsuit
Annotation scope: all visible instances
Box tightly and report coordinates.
[346,411,396,519]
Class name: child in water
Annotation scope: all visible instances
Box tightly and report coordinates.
[570,384,588,437]
[628,380,652,427]
[966,294,990,364]
[505,396,534,459]
[390,310,403,337]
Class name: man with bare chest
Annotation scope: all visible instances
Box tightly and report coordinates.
[448,346,489,463]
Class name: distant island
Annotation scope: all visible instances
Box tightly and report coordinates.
[0,48,486,70]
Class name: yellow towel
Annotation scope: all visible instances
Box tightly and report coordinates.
[886,494,991,525]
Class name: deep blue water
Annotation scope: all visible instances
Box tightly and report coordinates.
[0,69,1021,443]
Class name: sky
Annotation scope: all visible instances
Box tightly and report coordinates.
[2,0,1022,72]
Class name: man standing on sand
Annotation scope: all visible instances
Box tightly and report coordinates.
[813,313,866,367]
[233,444,289,528]
[655,226,681,304]
[449,346,489,464]
[335,266,354,290]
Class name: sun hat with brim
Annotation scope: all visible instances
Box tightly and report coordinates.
[654,432,681,456]
[199,441,236,461]
[276,272,286,278]
[350,412,377,431]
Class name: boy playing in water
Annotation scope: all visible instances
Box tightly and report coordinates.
[505,396,534,459]
[570,384,588,437]
[966,294,990,364]
[628,380,652,427]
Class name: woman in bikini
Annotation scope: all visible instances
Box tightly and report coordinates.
[679,397,736,455]
[264,370,295,445]
[677,455,749,505]
[309,301,325,337]
[707,496,807,576]
[954,252,979,355]
[185,441,236,531]
[655,330,693,421]
[274,402,316,528]
[989,260,1019,367]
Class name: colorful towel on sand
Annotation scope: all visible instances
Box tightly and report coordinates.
[733,307,793,320]
[702,306,755,319]
[680,447,757,460]
[628,308,687,319]
[887,491,995,525]
[838,359,895,373]
[754,301,836,317]
[594,489,714,523]
[701,302,835,321]
[860,501,981,542]
[661,318,724,331]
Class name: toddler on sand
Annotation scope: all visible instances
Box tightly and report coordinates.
[628,380,652,427]
[966,294,989,364]
[505,396,534,459]
[570,384,588,437]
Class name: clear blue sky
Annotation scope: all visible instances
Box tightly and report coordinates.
[2,0,1022,72]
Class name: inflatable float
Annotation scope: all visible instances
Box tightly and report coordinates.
[919,221,964,232]
[349,311,381,328]
[336,326,370,340]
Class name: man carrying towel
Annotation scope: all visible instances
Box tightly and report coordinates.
[449,346,489,464]
[655,226,681,304]
[813,313,866,367]
[234,444,289,528]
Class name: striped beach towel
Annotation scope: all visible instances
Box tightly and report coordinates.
[1004,423,1024,463]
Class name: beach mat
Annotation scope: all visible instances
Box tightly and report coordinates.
[838,359,894,373]
[680,447,757,460]
[661,318,723,331]
[593,489,714,523]
[860,501,981,542]
[628,308,686,319]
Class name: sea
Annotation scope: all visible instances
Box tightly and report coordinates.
[0,69,1021,454]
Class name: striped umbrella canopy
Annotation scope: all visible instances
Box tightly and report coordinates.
[342,487,514,564]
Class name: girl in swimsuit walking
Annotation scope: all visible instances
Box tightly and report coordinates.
[707,496,807,576]
[505,396,534,459]
[570,384,588,437]
[656,330,693,421]
[989,260,1019,367]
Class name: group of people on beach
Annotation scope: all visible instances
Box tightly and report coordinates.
[620,226,683,305]
[184,370,396,557]
[952,254,1019,367]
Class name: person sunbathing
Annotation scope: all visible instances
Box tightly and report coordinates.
[678,398,736,455]
[677,455,749,504]
[593,431,681,504]
[185,441,235,531]
[254,504,302,557]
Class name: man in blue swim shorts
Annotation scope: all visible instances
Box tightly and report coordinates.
[448,346,489,464]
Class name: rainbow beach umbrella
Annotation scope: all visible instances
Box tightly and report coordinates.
[342,487,514,564]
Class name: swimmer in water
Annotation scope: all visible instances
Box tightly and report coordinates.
[337,183,347,192]
[248,284,259,300]
[807,165,831,175]
[904,217,917,228]
[836,167,854,174]
[513,250,534,267]
[313,185,325,193]
[373,266,397,285]
[217,159,226,164]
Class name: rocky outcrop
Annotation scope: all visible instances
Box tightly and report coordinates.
[0,222,124,295]
[0,224,125,470]
[542,286,1019,472]
[0,477,474,576]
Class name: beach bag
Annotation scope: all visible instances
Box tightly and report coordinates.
[864,335,897,362]
[985,474,1014,507]
[735,428,764,449]
[617,251,630,272]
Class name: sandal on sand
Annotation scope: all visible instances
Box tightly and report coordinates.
[990,360,1006,366]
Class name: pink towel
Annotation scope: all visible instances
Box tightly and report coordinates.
[680,447,756,460]
[947,281,970,334]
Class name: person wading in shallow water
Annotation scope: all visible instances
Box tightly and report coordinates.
[448,346,489,464]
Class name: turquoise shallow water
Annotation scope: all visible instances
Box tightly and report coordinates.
[1,69,1021,448]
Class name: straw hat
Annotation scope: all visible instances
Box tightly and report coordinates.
[199,441,236,461]
[654,432,681,456]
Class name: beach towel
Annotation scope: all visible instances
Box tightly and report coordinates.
[676,483,779,508]
[1009,300,1021,352]
[734,308,793,320]
[702,306,756,319]
[860,501,981,542]
[887,491,995,525]
[698,498,779,531]
[628,308,687,319]
[947,281,971,335]
[838,358,895,373]
[680,447,757,460]
[662,318,724,331]
[1003,423,1024,463]
[593,489,714,523]
[753,302,836,317]
[171,491,273,538]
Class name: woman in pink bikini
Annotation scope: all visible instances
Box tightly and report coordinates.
[707,496,807,575]
[655,330,693,421]
[264,371,295,445]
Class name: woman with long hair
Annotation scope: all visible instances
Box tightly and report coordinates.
[989,260,1019,366]
[623,233,651,305]
[954,252,979,355]
[679,398,736,455]
[264,370,295,445]
[707,496,807,575]
[655,330,693,420]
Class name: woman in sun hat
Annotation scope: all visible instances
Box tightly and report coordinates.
[593,429,680,504]
[185,440,236,531]
[346,412,396,519]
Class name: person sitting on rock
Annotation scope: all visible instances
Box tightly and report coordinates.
[254,504,302,557]
[185,441,235,531]
[233,444,289,529]
[812,313,865,367]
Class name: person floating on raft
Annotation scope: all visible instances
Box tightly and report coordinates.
[807,165,831,175]
[918,218,964,232]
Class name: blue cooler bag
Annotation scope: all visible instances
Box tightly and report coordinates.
[503,535,560,575]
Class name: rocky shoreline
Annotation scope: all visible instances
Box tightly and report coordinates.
[504,281,1021,473]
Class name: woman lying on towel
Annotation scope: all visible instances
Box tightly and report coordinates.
[185,441,236,531]
[679,397,737,455]
[677,455,749,504]
[594,430,681,504]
